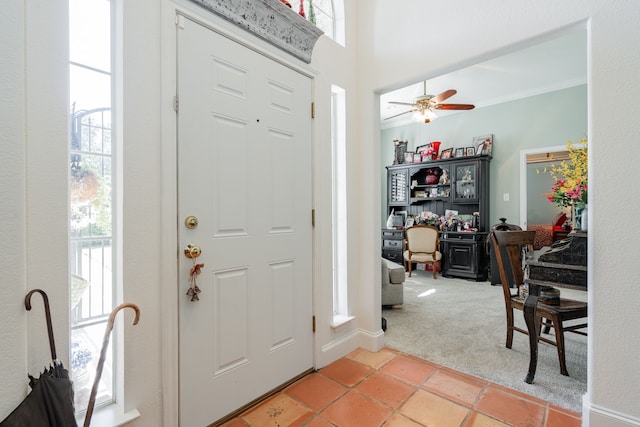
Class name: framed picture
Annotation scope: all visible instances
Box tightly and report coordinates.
[473,134,493,156]
[405,217,415,228]
[465,146,475,156]
[413,153,422,163]
[416,144,431,157]
[404,151,415,163]
[455,147,465,158]
[440,148,453,159]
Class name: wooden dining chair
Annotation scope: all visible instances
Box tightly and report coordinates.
[403,225,442,279]
[491,230,587,376]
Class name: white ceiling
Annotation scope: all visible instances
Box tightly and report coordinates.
[380,29,587,129]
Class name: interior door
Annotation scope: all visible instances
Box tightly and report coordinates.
[177,16,313,426]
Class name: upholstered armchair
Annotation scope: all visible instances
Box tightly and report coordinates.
[403,225,442,279]
[382,258,405,307]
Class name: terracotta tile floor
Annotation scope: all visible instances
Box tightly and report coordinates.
[222,347,581,427]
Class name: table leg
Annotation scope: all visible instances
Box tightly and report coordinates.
[523,293,539,384]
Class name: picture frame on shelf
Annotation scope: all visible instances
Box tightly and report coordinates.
[440,148,453,159]
[413,153,422,163]
[416,143,431,157]
[396,210,408,226]
[455,147,464,158]
[404,152,415,163]
[473,134,493,156]
[465,146,475,156]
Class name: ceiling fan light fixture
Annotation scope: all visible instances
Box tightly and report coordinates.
[412,109,438,123]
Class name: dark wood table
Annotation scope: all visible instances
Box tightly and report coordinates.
[523,233,587,383]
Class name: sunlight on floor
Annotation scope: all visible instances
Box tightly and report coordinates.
[418,289,436,297]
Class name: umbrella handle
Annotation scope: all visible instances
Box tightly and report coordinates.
[25,289,57,362]
[84,303,140,427]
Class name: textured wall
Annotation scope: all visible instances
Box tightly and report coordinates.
[0,1,28,417]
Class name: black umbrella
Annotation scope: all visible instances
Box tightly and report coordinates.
[0,289,77,427]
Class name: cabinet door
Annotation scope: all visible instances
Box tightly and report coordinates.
[452,162,478,202]
[444,242,477,274]
[388,169,409,205]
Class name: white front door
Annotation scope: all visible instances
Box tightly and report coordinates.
[177,16,314,426]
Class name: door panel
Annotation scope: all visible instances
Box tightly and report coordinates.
[177,16,313,426]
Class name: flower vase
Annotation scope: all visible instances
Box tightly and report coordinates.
[573,204,585,231]
[580,204,588,231]
[431,141,441,158]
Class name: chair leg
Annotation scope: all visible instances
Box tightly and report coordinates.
[407,260,412,277]
[552,316,569,376]
[506,308,514,349]
[432,262,437,279]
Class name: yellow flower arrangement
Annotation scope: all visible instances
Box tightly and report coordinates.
[539,139,588,208]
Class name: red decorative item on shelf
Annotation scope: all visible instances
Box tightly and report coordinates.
[425,168,442,185]
[431,141,441,157]
[279,0,292,7]
[298,0,306,17]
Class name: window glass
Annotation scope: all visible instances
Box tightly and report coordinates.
[302,0,344,46]
[69,0,115,414]
[331,85,348,318]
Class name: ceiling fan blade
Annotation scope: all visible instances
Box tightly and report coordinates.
[433,103,475,110]
[388,101,417,106]
[431,89,457,104]
[384,109,418,120]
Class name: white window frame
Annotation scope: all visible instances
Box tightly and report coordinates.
[68,0,137,424]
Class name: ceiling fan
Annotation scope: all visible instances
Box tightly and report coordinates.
[385,82,475,123]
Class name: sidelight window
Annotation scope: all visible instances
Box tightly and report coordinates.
[69,0,118,416]
[331,85,349,322]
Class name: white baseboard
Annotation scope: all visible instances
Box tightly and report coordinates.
[357,326,386,353]
[316,326,385,369]
[583,401,640,427]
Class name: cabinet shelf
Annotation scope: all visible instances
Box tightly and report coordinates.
[411,184,450,189]
[411,197,448,204]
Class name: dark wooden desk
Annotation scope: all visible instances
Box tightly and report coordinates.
[523,232,588,383]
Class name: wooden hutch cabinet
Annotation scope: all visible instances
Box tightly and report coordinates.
[384,156,491,281]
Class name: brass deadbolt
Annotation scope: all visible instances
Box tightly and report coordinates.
[184,216,199,229]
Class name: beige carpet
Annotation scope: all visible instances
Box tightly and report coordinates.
[382,269,587,413]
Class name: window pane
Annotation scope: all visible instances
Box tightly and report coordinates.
[304,0,336,41]
[69,0,111,72]
[70,65,111,113]
[69,0,114,414]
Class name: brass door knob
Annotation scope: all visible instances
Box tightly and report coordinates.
[184,244,202,258]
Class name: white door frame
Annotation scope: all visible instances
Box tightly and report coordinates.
[159,5,317,425]
[519,144,567,230]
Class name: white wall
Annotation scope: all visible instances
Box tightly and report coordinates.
[355,2,640,425]
[0,0,28,416]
